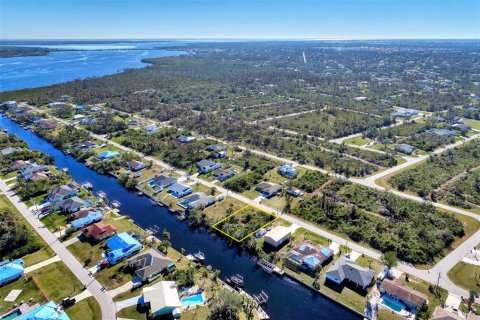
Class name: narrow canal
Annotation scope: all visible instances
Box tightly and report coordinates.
[0,114,362,320]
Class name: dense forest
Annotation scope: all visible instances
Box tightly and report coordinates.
[0,46,54,58]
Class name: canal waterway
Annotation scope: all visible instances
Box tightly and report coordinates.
[0,114,362,320]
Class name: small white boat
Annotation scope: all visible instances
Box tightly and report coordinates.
[82,182,93,190]
[96,191,107,199]
[62,168,69,173]
[137,191,144,196]
[111,200,121,208]
[193,251,205,262]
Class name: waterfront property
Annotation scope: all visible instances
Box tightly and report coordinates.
[196,159,221,174]
[140,281,181,319]
[325,256,375,290]
[285,241,332,272]
[81,222,117,242]
[10,160,31,171]
[0,259,24,287]
[149,175,177,190]
[168,183,193,198]
[127,160,145,172]
[263,226,291,248]
[19,164,49,180]
[52,196,86,213]
[96,151,120,160]
[106,232,143,265]
[178,192,216,209]
[379,278,428,314]
[16,301,70,320]
[68,211,103,233]
[128,248,175,284]
[255,182,282,198]
[47,184,78,203]
[278,163,298,179]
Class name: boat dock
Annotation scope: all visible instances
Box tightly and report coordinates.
[257,259,284,276]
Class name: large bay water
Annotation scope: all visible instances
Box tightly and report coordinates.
[0,114,362,320]
[0,41,185,91]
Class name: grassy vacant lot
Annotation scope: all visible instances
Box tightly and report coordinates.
[117,305,147,320]
[203,196,246,223]
[464,119,480,130]
[68,240,105,268]
[344,136,372,147]
[65,297,102,320]
[0,277,47,314]
[213,205,277,241]
[30,261,83,302]
[447,262,480,291]
[40,210,68,232]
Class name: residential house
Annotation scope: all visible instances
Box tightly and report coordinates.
[75,140,98,150]
[0,259,24,287]
[90,106,101,112]
[278,163,298,179]
[20,164,49,180]
[168,183,192,198]
[140,281,181,319]
[68,211,103,232]
[380,279,428,312]
[17,301,70,320]
[97,151,120,160]
[10,160,31,171]
[60,95,71,102]
[255,182,282,198]
[451,124,471,132]
[196,159,222,174]
[434,116,446,123]
[285,242,333,272]
[128,160,145,172]
[128,119,140,126]
[81,222,116,242]
[74,105,88,111]
[1,147,16,156]
[35,119,58,129]
[395,144,415,155]
[47,184,78,203]
[213,151,227,158]
[143,124,158,134]
[29,171,49,182]
[128,248,176,283]
[48,101,68,108]
[71,114,86,121]
[73,208,98,220]
[287,186,303,197]
[264,226,291,248]
[1,101,18,109]
[325,256,375,290]
[80,117,95,125]
[149,175,177,190]
[178,192,216,209]
[53,196,86,213]
[206,144,227,152]
[212,168,235,182]
[177,135,196,144]
[106,232,143,265]
[429,129,456,137]
[431,306,463,320]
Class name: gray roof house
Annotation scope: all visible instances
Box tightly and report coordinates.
[325,256,375,290]
[429,129,456,137]
[168,183,192,198]
[47,184,78,203]
[52,196,86,213]
[149,175,177,190]
[1,147,16,156]
[128,248,176,283]
[178,192,216,209]
[395,144,415,155]
[206,144,227,152]
[196,159,221,174]
[212,168,236,182]
[256,182,282,198]
[177,135,196,144]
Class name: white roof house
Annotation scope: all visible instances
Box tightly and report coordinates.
[264,226,291,248]
[142,281,181,318]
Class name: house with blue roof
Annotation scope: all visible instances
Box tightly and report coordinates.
[67,211,103,233]
[285,242,333,273]
[97,151,120,160]
[0,259,24,287]
[106,232,143,265]
[168,183,192,198]
[278,163,298,179]
[17,301,70,320]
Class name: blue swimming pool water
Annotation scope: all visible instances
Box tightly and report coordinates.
[1,309,21,320]
[181,293,205,307]
[382,295,405,313]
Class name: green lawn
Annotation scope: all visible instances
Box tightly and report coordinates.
[447,262,480,291]
[40,211,68,232]
[464,119,480,131]
[23,247,55,267]
[65,297,102,320]
[1,171,18,180]
[116,305,147,320]
[30,262,83,302]
[68,240,105,268]
[0,277,47,314]
[378,309,404,320]
[344,136,373,147]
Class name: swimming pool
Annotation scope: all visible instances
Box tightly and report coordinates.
[382,295,405,313]
[1,309,21,320]
[181,293,205,307]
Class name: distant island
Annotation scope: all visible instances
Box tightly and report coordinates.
[0,46,55,58]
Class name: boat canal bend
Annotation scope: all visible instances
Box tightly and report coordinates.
[0,115,363,320]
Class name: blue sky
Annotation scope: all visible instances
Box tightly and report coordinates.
[0,0,479,39]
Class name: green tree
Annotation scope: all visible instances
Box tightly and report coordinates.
[381,251,398,270]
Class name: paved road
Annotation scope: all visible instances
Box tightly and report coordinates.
[0,180,117,319]
[25,107,480,299]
